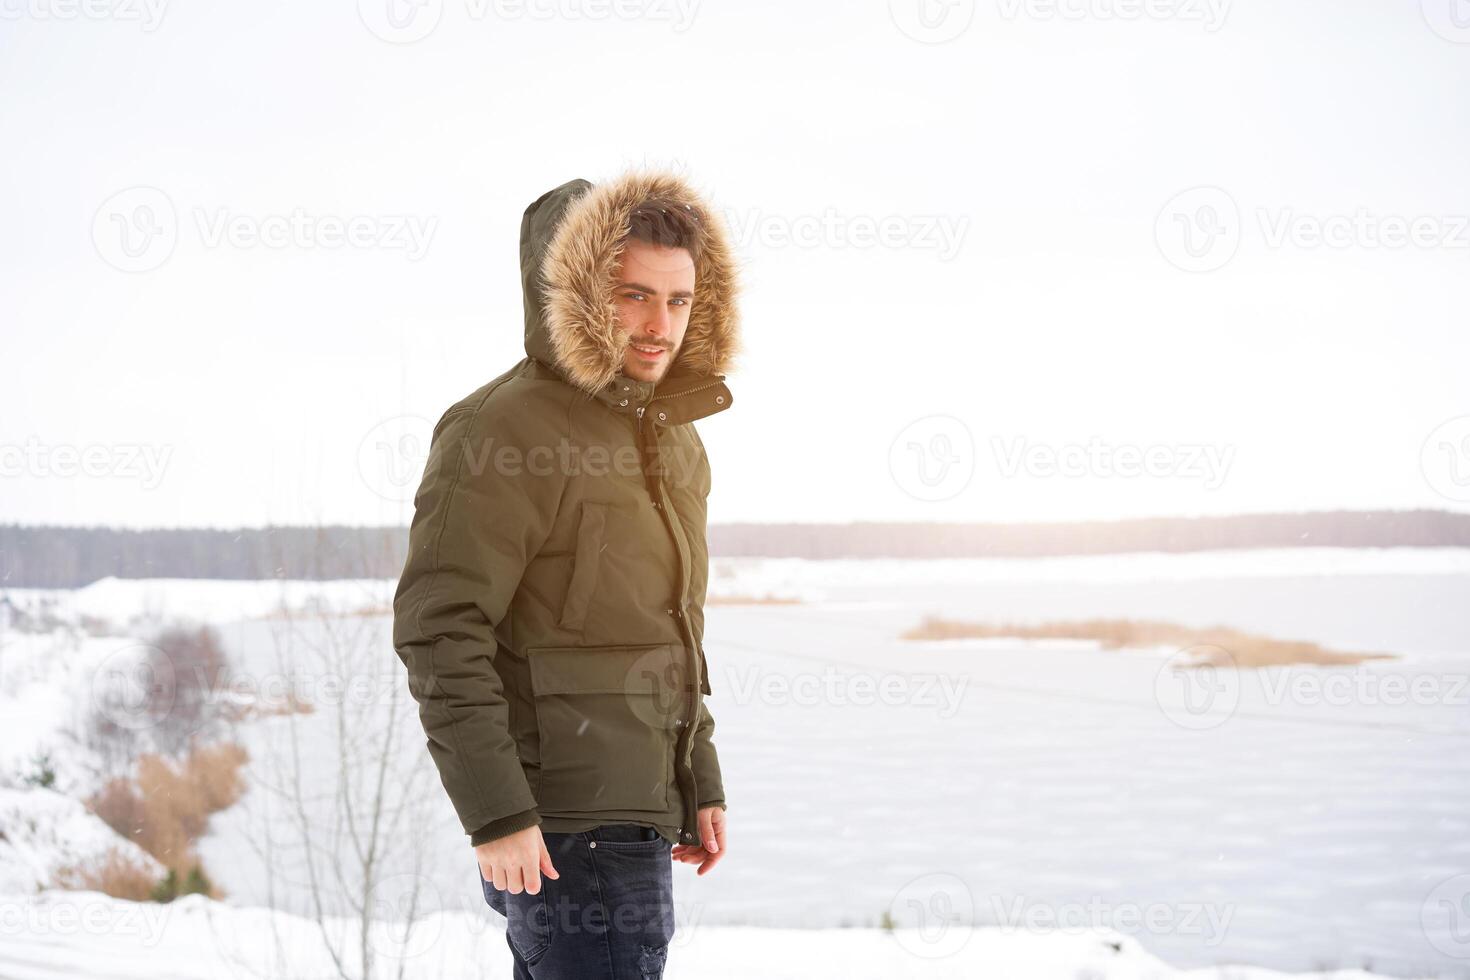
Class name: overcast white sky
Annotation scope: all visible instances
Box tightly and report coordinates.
[3,0,1468,529]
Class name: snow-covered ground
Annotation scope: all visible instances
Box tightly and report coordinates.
[0,887,1388,980]
[2,549,1469,978]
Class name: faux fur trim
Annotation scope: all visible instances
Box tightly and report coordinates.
[539,168,741,395]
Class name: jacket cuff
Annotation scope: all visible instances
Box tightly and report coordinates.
[697,799,726,811]
[469,808,542,847]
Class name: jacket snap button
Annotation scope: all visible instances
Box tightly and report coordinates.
[715,395,724,404]
[666,608,675,615]
[657,412,667,421]
[589,841,597,849]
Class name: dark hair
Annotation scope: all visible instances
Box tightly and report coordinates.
[626,199,703,263]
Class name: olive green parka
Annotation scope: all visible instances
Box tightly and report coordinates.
[392,169,740,849]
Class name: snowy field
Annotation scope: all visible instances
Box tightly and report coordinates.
[2,548,1468,978]
[0,888,1385,980]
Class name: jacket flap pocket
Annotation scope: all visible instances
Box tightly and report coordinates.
[525,643,681,813]
[528,643,680,697]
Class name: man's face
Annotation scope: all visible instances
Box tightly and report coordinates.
[611,238,695,384]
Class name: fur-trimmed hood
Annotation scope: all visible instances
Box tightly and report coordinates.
[520,169,741,397]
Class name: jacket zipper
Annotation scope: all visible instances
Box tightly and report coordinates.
[647,378,724,404]
[635,401,700,841]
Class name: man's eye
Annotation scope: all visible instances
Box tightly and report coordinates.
[622,292,646,302]
[671,297,688,307]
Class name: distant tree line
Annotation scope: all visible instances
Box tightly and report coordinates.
[708,509,1470,558]
[1,509,1467,588]
[0,525,404,588]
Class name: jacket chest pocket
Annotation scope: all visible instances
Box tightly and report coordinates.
[557,501,606,631]
[526,643,682,814]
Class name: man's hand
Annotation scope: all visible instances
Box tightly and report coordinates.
[476,824,559,895]
[671,805,726,876]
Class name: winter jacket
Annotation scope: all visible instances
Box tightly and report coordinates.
[392,169,741,849]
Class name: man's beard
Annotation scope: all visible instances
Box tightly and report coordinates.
[624,336,677,380]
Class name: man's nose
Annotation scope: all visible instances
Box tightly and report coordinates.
[645,303,672,338]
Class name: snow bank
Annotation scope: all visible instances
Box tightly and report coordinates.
[4,577,394,630]
[0,789,163,896]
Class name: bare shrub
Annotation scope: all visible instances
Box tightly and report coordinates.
[146,625,233,757]
[78,703,143,784]
[230,557,439,980]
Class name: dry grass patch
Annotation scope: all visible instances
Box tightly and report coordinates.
[901,616,1394,668]
[86,742,249,898]
[53,847,160,902]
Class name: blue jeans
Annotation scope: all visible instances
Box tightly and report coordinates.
[478,823,676,979]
